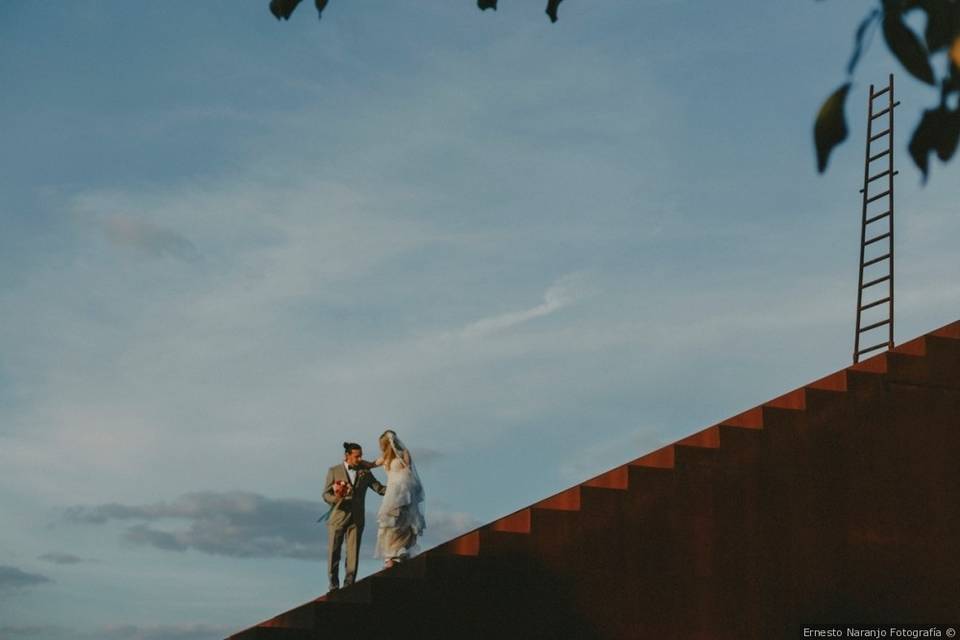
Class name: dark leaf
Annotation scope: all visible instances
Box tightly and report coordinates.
[546,0,562,23]
[315,0,328,20]
[935,108,960,161]
[921,0,950,51]
[920,0,960,52]
[908,106,946,180]
[883,10,936,84]
[848,9,881,75]
[814,83,852,173]
[269,0,303,20]
[478,0,498,11]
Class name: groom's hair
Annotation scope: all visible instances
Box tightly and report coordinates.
[343,442,361,455]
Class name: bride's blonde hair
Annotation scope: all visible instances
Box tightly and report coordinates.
[379,429,404,467]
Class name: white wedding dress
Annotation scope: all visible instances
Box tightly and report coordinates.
[375,456,426,561]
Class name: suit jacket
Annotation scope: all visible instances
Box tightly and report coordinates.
[323,463,385,529]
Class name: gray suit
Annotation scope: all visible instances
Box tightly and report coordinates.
[323,463,385,588]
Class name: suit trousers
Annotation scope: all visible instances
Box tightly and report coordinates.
[328,522,363,587]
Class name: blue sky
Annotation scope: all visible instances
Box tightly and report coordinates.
[1,2,958,639]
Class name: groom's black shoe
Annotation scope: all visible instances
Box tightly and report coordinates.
[328,582,339,592]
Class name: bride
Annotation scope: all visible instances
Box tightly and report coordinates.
[367,429,425,567]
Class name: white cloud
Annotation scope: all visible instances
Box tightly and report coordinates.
[459,273,587,338]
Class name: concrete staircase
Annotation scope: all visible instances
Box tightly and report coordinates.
[228,321,960,639]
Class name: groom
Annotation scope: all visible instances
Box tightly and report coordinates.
[323,441,385,590]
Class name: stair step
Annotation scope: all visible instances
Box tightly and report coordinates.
[491,485,592,535]
[717,424,763,467]
[888,336,960,390]
[673,447,719,481]
[720,406,764,429]
[583,464,630,489]
[932,319,960,339]
[713,387,808,435]
[621,468,685,639]
[491,508,531,533]
[631,445,675,468]
[669,446,726,637]
[801,387,849,426]
[757,405,814,471]
[844,366,888,394]
[478,527,530,555]
[677,425,720,448]
[528,506,583,557]
[579,484,629,522]
[765,387,807,410]
[533,485,581,510]
[624,465,675,517]
[808,370,849,392]
[432,530,479,556]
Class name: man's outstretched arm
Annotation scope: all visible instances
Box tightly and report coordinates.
[369,472,386,496]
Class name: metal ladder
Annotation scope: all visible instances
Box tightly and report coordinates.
[854,74,899,364]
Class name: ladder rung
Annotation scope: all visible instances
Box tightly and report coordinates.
[869,129,891,142]
[862,274,891,289]
[868,149,891,162]
[869,101,900,119]
[860,295,891,310]
[859,318,891,333]
[860,174,900,194]
[866,189,891,204]
[864,232,891,246]
[856,341,890,357]
[867,169,892,183]
[871,86,891,99]
[862,253,891,268]
[866,211,891,224]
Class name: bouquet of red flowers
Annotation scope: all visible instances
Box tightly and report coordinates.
[333,480,351,498]
[318,480,352,522]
